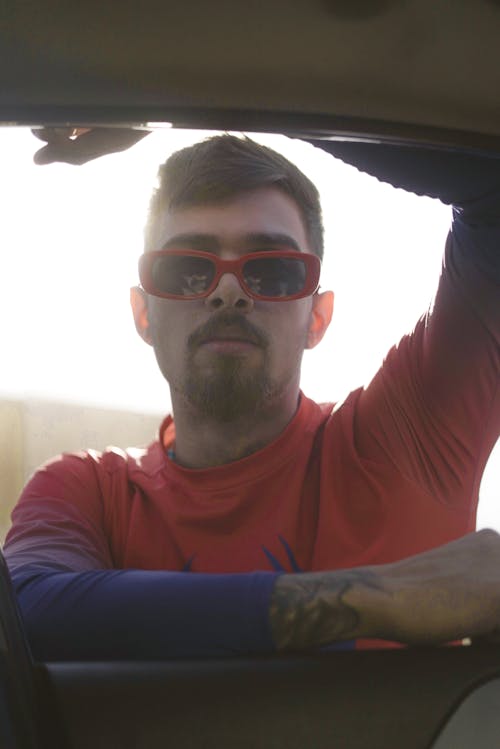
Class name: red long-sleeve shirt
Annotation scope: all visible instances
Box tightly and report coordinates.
[4,207,499,660]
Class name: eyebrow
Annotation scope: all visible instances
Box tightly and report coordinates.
[161,233,218,251]
[244,233,302,252]
[161,232,303,253]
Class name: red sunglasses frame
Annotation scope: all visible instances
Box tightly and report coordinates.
[138,248,321,301]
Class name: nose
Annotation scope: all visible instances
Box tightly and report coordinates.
[205,272,254,311]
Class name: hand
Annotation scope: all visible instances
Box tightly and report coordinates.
[270,529,500,649]
[372,529,500,644]
[32,127,151,165]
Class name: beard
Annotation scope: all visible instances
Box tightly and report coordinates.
[181,310,276,422]
[184,349,274,422]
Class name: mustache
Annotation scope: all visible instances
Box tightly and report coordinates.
[188,312,269,350]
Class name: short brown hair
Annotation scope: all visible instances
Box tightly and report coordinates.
[145,134,324,259]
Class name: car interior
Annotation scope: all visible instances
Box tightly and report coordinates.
[1,1,500,746]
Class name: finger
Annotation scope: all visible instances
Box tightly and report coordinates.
[31,127,84,144]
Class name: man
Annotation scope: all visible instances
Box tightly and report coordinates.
[4,133,500,660]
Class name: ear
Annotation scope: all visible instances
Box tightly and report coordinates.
[306,290,334,349]
[130,286,153,345]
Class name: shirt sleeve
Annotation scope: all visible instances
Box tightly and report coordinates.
[3,454,278,661]
[7,564,277,661]
[354,197,500,509]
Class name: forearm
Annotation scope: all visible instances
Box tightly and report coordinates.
[271,531,500,650]
[12,532,500,660]
[11,564,278,661]
[270,568,385,650]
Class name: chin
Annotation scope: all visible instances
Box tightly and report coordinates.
[185,365,276,423]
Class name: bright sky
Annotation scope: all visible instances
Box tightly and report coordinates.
[0,126,497,528]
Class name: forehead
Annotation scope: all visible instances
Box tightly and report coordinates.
[149,187,311,253]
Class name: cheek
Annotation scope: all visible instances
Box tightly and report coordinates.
[147,301,192,362]
[265,301,312,356]
[149,299,197,337]
[278,299,312,335]
[147,303,196,387]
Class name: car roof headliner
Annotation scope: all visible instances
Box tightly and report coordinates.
[1,0,500,150]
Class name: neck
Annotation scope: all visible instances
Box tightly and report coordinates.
[169,388,301,469]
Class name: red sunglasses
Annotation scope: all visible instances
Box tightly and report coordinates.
[139,248,321,301]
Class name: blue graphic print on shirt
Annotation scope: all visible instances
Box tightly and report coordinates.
[262,535,302,572]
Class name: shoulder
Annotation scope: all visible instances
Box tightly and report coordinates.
[22,415,169,496]
[40,438,166,482]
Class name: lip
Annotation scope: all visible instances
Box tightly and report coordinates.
[200,338,260,353]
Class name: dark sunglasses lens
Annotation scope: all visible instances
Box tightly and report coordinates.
[243,256,308,298]
[151,255,216,297]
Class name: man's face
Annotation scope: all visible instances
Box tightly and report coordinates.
[140,187,323,421]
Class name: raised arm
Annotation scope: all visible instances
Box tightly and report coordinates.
[313,141,499,507]
[352,201,499,504]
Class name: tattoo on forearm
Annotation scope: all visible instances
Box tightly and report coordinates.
[269,569,383,651]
